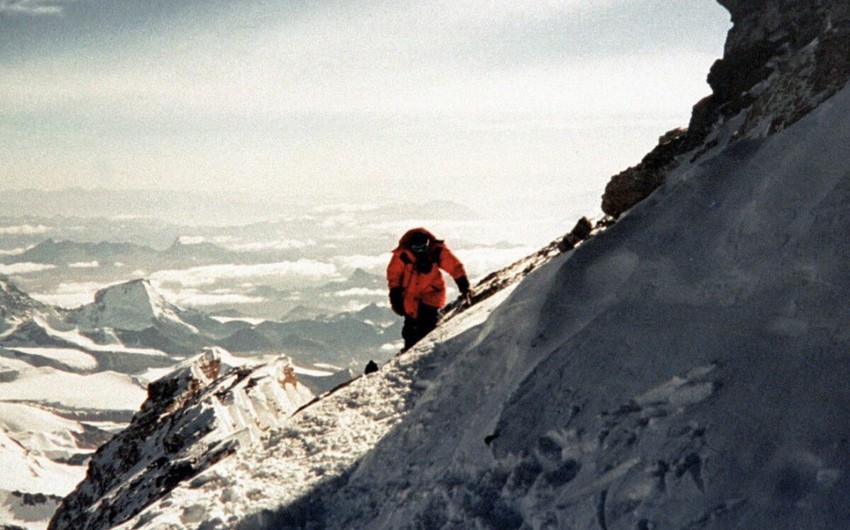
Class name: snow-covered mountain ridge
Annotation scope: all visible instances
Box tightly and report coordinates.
[1,271,399,365]
[70,279,197,334]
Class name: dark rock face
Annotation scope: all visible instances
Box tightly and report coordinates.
[601,0,850,218]
[704,0,850,136]
[47,351,226,530]
[601,128,689,219]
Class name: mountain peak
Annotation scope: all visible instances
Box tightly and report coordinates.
[0,274,54,319]
[348,268,378,283]
[349,268,370,279]
[92,278,158,306]
[74,279,192,332]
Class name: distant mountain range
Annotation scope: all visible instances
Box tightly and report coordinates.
[5,237,259,268]
[0,197,523,322]
[1,274,398,365]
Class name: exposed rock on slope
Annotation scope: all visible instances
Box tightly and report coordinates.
[47,348,314,530]
[602,0,850,218]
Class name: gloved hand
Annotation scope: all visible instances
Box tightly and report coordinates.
[389,287,405,316]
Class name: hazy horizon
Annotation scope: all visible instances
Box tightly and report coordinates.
[1,0,731,217]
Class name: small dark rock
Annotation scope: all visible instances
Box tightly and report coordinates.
[364,360,379,375]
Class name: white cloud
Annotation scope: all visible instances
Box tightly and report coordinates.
[69,260,99,268]
[29,281,112,308]
[29,292,87,308]
[0,262,55,275]
[312,204,381,214]
[0,224,50,235]
[176,236,206,245]
[157,289,265,307]
[0,0,75,16]
[150,261,339,288]
[329,288,386,298]
[227,240,315,252]
[335,300,373,313]
[335,254,393,273]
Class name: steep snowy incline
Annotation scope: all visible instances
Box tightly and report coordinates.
[307,83,850,529]
[45,214,576,530]
[93,284,520,530]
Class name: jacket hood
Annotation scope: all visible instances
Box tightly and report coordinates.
[396,227,439,250]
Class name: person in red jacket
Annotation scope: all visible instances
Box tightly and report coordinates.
[386,228,471,350]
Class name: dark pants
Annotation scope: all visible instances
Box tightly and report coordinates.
[402,303,440,350]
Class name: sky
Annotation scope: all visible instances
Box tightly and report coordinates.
[0,0,731,217]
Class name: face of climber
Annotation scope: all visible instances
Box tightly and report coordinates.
[408,231,430,255]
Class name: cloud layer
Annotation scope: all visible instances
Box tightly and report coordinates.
[150,261,339,288]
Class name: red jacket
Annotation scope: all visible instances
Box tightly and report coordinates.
[386,228,467,318]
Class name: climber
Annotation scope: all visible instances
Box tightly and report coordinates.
[386,227,471,350]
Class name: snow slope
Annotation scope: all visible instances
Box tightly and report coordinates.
[319,83,850,529]
[0,347,147,530]
[69,82,850,529]
[105,283,520,530]
[45,203,570,529]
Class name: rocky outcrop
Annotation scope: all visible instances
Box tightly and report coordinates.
[602,0,850,218]
[601,128,689,219]
[48,348,315,530]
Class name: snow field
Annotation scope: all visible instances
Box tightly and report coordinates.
[0,367,145,410]
[6,347,98,371]
[0,426,83,495]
